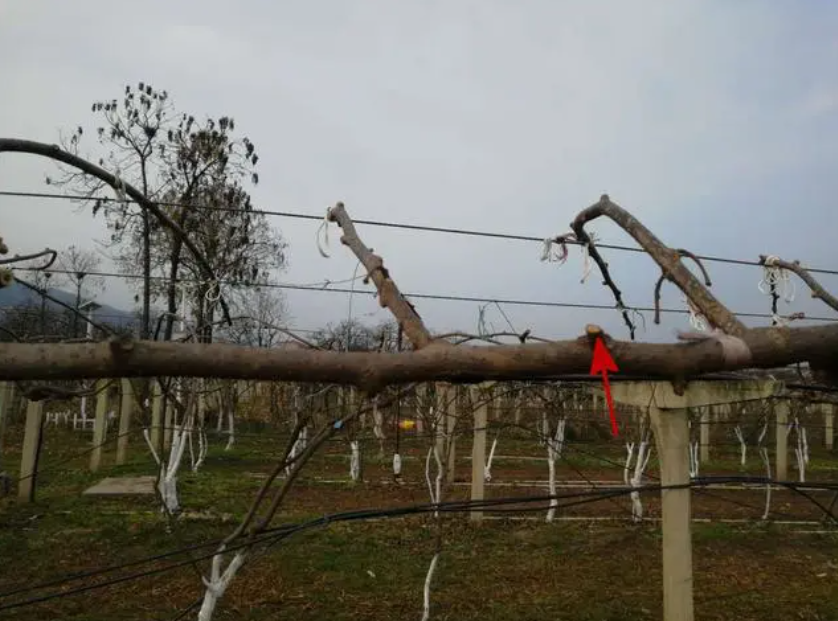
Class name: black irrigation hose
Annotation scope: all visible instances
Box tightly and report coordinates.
[2,477,837,612]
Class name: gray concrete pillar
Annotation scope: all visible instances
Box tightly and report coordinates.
[775,400,789,481]
[470,387,488,522]
[151,381,164,452]
[445,386,457,484]
[650,402,694,621]
[19,399,44,502]
[90,380,110,472]
[116,379,134,465]
[699,407,710,463]
[0,382,10,455]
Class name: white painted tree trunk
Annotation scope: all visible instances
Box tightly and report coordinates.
[286,425,308,478]
[623,435,652,522]
[349,440,361,482]
[224,410,235,451]
[546,418,566,522]
[197,547,247,621]
[688,441,700,478]
[758,422,772,520]
[371,397,385,457]
[424,445,443,518]
[191,428,208,473]
[793,417,808,483]
[538,411,548,447]
[733,425,747,466]
[421,553,439,621]
[484,436,498,482]
[216,397,224,432]
[144,412,193,514]
[421,425,444,620]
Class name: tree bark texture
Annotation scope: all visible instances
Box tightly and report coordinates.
[572,195,747,336]
[0,324,836,391]
[328,202,436,350]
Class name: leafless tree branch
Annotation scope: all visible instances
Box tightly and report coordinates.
[759,255,838,314]
[571,195,746,336]
[653,248,712,325]
[552,229,638,339]
[1,324,837,390]
[0,138,233,327]
[328,202,438,350]
[0,248,58,270]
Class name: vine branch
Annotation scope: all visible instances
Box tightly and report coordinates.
[759,255,838,314]
[571,195,746,336]
[1,324,837,389]
[653,248,712,325]
[328,202,437,350]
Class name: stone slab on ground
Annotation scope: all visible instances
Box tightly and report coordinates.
[83,475,156,496]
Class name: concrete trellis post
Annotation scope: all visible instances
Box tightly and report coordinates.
[148,382,165,452]
[775,399,790,481]
[649,400,693,621]
[699,407,710,463]
[90,379,110,472]
[0,382,11,455]
[609,379,780,621]
[116,379,134,465]
[437,384,457,484]
[470,385,488,523]
[824,403,834,450]
[489,385,500,421]
[447,387,459,484]
[19,399,44,502]
[414,384,425,434]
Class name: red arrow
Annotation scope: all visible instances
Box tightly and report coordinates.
[590,337,619,436]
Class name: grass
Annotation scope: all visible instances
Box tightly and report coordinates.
[0,424,837,620]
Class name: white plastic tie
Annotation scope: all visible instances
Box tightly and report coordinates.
[316,206,333,258]
[683,295,708,332]
[758,254,796,305]
[580,233,599,284]
[540,237,569,264]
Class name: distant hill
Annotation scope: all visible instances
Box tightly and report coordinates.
[0,282,137,329]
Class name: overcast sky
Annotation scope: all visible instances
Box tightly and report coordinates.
[1,1,837,343]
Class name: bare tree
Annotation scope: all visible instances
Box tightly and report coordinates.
[177,178,286,344]
[49,83,176,338]
[312,319,399,352]
[58,245,104,337]
[48,83,279,341]
[219,287,288,348]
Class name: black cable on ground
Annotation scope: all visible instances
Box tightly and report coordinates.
[3,477,837,613]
